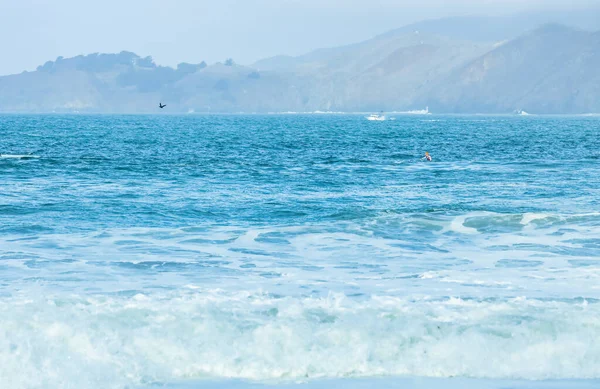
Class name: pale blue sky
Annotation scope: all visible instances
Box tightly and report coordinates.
[0,0,598,75]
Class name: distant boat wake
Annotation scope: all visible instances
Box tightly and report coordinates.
[400,106,430,115]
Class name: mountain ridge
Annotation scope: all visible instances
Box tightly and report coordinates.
[0,22,598,114]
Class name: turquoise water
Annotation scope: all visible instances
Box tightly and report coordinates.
[1,114,600,389]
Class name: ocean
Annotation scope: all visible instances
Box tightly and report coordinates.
[1,114,599,389]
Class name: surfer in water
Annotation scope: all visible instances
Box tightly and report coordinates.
[422,152,432,162]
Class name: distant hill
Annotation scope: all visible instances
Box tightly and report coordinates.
[254,8,600,71]
[0,52,207,113]
[384,8,600,43]
[422,25,600,113]
[252,30,492,112]
[0,21,599,114]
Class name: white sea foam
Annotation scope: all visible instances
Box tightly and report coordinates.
[0,154,40,159]
[521,213,551,225]
[2,291,600,389]
[2,211,600,388]
[447,215,480,235]
[1,211,600,298]
[158,377,600,389]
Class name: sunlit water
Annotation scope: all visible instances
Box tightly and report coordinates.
[1,114,599,389]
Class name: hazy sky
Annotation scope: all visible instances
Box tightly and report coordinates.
[1,0,598,75]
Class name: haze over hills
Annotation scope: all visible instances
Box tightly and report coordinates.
[1,11,599,114]
[382,7,600,43]
[422,25,600,113]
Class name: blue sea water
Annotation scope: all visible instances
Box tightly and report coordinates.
[1,114,600,389]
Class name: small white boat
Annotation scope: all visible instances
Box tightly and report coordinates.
[366,112,386,121]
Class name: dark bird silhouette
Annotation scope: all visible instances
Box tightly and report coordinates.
[159,103,166,109]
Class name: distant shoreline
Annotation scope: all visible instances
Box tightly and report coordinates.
[0,112,599,116]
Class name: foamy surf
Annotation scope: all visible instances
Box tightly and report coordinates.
[3,290,600,389]
[149,378,600,389]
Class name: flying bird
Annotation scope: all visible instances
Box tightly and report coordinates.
[159,103,166,109]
